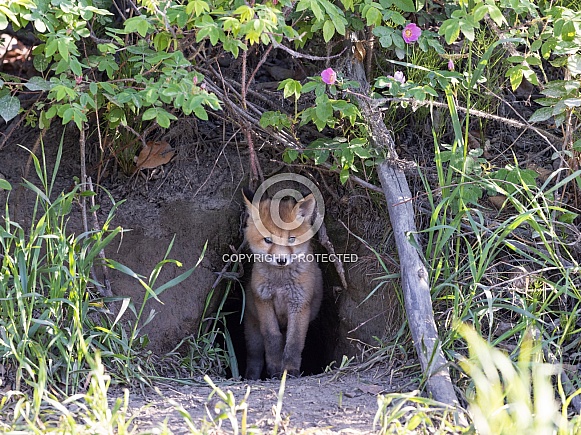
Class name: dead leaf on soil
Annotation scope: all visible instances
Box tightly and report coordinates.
[488,195,507,210]
[135,141,175,170]
[526,163,553,182]
[356,383,384,395]
[468,130,481,150]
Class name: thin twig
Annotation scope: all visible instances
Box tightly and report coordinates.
[87,177,113,298]
[365,94,561,145]
[241,50,248,110]
[317,217,348,289]
[246,45,273,93]
[271,38,349,61]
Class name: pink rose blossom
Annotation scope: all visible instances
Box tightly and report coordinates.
[448,59,454,71]
[321,68,337,85]
[402,23,421,44]
[393,71,406,84]
[386,71,406,88]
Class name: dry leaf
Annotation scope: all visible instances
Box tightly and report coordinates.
[135,141,175,170]
[526,163,553,182]
[357,383,384,395]
[488,195,507,210]
[353,41,366,62]
[468,131,481,150]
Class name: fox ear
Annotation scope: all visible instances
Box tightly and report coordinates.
[242,187,258,215]
[294,193,316,221]
[242,187,255,204]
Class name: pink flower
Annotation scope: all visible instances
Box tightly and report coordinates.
[447,59,454,71]
[393,71,406,84]
[386,71,406,88]
[75,76,83,85]
[402,23,421,44]
[321,68,337,85]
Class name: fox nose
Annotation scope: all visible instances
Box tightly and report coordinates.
[276,257,287,266]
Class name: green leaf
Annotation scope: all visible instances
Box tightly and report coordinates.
[392,0,415,12]
[568,54,581,77]
[388,10,405,26]
[284,148,299,163]
[186,0,210,16]
[157,111,171,128]
[564,98,581,108]
[313,148,329,164]
[69,57,83,76]
[310,0,324,21]
[460,22,475,41]
[528,107,553,123]
[0,95,20,122]
[0,178,11,190]
[260,111,291,129]
[323,20,334,42]
[57,39,70,61]
[487,5,505,26]
[440,19,461,44]
[125,16,150,37]
[24,77,53,91]
[33,55,50,72]
[365,6,382,26]
[193,106,208,120]
[530,39,542,51]
[506,65,524,91]
[279,79,302,99]
[525,55,541,66]
[339,167,349,184]
[234,5,254,22]
[315,95,333,123]
[352,145,371,158]
[561,20,576,42]
[472,4,487,22]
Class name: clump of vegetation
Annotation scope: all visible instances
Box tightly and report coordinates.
[0,139,206,431]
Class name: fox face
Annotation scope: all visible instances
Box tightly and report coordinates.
[243,188,317,267]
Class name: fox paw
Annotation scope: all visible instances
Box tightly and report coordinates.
[285,368,301,378]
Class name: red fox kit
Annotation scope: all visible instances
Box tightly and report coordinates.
[242,187,323,379]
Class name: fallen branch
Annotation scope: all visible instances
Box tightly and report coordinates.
[346,55,460,406]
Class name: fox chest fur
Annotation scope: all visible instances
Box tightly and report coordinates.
[242,187,323,380]
[250,258,322,329]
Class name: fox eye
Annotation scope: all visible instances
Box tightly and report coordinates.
[288,236,296,243]
[264,237,273,244]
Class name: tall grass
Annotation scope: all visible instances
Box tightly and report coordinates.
[0,141,122,398]
[419,43,581,361]
[0,139,203,429]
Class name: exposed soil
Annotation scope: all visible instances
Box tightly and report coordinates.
[114,369,417,434]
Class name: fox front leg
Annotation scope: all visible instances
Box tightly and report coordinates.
[244,310,265,380]
[254,299,284,378]
[283,306,311,377]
